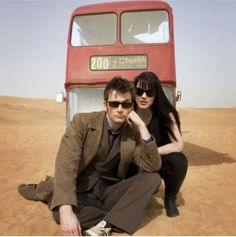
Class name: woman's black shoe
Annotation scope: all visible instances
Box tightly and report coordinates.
[164,197,179,217]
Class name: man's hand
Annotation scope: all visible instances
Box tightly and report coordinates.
[127,111,151,141]
[126,111,145,128]
[59,205,82,236]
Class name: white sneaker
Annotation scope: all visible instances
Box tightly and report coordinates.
[83,220,111,236]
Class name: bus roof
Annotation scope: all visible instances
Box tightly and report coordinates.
[72,1,172,16]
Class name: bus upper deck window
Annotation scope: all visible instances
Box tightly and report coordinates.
[71,13,117,46]
[121,10,169,44]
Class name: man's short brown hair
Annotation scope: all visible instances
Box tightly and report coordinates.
[103,76,134,102]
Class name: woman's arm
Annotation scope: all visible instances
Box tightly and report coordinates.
[158,113,184,156]
[127,111,161,171]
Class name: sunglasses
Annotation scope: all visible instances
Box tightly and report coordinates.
[107,101,133,109]
[135,88,155,97]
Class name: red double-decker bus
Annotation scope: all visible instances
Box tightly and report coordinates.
[58,0,178,124]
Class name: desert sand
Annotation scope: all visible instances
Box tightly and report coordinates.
[0,95,236,236]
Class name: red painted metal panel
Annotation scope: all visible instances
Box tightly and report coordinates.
[65,0,176,90]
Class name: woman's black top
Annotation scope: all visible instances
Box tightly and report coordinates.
[147,115,171,147]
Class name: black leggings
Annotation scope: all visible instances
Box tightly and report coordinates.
[126,152,188,198]
[159,152,188,198]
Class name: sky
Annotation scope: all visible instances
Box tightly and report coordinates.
[0,0,236,108]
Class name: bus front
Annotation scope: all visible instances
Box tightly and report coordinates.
[65,1,176,124]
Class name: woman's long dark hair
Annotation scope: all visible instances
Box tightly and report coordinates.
[134,71,181,141]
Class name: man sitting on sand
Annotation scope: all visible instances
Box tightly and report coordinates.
[19,77,161,236]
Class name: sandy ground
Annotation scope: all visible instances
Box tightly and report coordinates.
[0,95,236,236]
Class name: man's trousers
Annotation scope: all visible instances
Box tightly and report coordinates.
[53,172,161,235]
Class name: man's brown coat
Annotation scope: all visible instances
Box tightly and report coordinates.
[50,111,161,210]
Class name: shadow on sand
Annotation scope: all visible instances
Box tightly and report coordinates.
[184,142,236,166]
[138,142,236,229]
[138,197,163,230]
